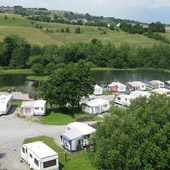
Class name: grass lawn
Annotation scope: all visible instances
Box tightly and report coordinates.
[13,101,22,108]
[26,75,49,81]
[103,91,113,95]
[24,136,96,170]
[41,108,75,125]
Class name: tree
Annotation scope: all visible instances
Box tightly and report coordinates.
[40,61,95,108]
[75,27,81,33]
[60,28,64,33]
[65,27,70,33]
[4,15,8,20]
[90,95,170,169]
[31,63,44,75]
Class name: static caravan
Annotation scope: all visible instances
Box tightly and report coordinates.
[108,82,126,92]
[80,95,94,104]
[94,85,102,95]
[21,100,47,116]
[115,91,150,106]
[153,88,170,96]
[0,95,13,115]
[82,98,110,114]
[66,122,96,146]
[127,81,146,91]
[60,129,84,152]
[21,141,59,170]
[165,81,170,88]
[147,80,164,89]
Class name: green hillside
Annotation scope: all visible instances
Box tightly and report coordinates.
[0,13,169,47]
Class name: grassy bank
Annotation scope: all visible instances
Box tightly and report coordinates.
[0,68,33,74]
[24,136,96,170]
[26,75,49,81]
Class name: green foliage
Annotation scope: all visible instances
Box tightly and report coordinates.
[31,63,44,75]
[149,22,165,33]
[65,27,70,33]
[90,95,170,169]
[75,27,81,33]
[40,60,95,108]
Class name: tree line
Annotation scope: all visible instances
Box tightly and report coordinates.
[1,35,170,71]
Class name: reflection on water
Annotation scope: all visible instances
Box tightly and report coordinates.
[91,70,170,87]
[1,71,170,89]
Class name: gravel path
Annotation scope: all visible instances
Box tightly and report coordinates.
[0,109,66,170]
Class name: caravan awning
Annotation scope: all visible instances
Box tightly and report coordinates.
[60,129,83,142]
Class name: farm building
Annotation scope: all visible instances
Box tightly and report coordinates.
[21,100,47,116]
[108,82,126,92]
[147,80,164,89]
[60,129,84,152]
[127,81,146,91]
[82,98,110,114]
[94,85,102,95]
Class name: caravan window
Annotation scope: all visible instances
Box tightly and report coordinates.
[117,97,121,100]
[29,154,32,158]
[103,104,108,108]
[34,158,39,167]
[43,159,56,168]
[22,147,25,153]
[35,107,39,110]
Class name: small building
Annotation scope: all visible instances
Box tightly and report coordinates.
[82,98,110,114]
[21,141,59,170]
[147,80,164,89]
[127,81,146,91]
[0,95,13,115]
[115,91,150,106]
[94,85,102,95]
[21,100,47,116]
[60,129,84,152]
[108,82,126,92]
[66,122,96,146]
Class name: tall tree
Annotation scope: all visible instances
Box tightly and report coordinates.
[90,95,170,169]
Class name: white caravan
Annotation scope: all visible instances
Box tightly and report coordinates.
[66,122,96,146]
[21,141,59,170]
[0,95,13,115]
[115,91,150,106]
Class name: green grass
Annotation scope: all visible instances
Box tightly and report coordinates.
[93,115,103,121]
[41,108,75,125]
[103,91,112,95]
[0,68,33,74]
[0,13,165,47]
[26,75,49,81]
[13,101,22,108]
[91,67,137,71]
[24,136,96,170]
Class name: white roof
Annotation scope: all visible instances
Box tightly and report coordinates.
[165,80,170,84]
[85,98,109,107]
[108,82,125,87]
[128,81,145,87]
[149,80,164,85]
[23,141,58,159]
[21,100,46,108]
[130,91,150,99]
[0,95,12,104]
[67,122,96,136]
[94,85,102,89]
[61,129,83,141]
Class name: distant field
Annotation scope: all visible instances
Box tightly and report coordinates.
[0,13,167,47]
[0,26,61,46]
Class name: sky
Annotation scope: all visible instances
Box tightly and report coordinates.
[0,0,170,24]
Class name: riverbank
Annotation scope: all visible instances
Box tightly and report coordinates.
[0,68,33,74]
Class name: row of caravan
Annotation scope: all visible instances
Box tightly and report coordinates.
[21,122,96,169]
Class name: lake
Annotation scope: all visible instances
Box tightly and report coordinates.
[1,70,170,88]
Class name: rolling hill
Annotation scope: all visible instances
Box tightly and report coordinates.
[0,13,169,47]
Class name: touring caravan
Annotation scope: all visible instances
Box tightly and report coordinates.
[147,80,164,89]
[60,129,84,152]
[0,95,13,115]
[165,80,170,88]
[21,141,59,170]
[66,122,96,146]
[82,98,110,114]
[115,91,150,106]
[21,100,47,116]
[127,81,146,91]
[94,85,102,95]
[108,82,126,92]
